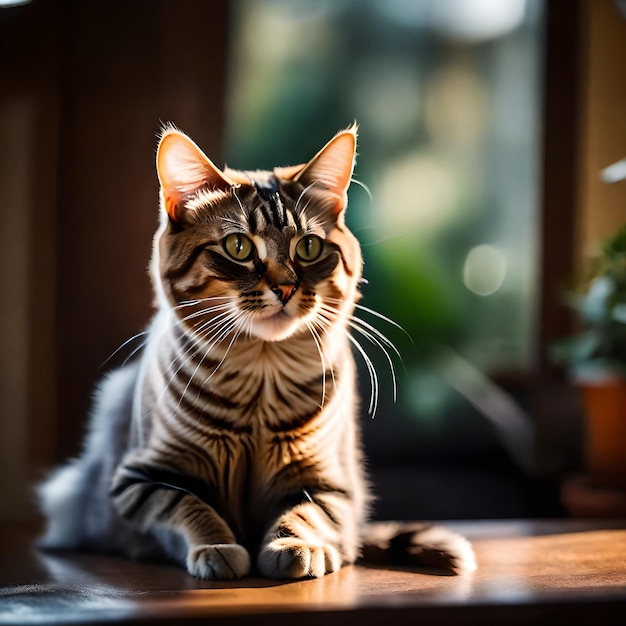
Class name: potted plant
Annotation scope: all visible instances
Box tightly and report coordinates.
[555,157,626,496]
[556,158,626,516]
[554,223,626,490]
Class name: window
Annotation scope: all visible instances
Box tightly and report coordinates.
[226,2,545,509]
[227,0,543,366]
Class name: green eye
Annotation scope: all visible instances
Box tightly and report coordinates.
[295,235,323,263]
[223,233,254,262]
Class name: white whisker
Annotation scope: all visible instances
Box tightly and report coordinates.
[144,303,240,419]
[161,315,241,424]
[348,319,398,403]
[231,184,248,221]
[322,302,403,363]
[294,180,320,214]
[179,302,234,326]
[309,312,343,403]
[320,297,406,412]
[186,320,247,420]
[350,177,373,202]
[102,297,236,370]
[122,339,150,367]
[328,297,412,345]
[346,333,379,417]
[305,320,329,409]
[174,319,238,417]
[100,330,149,370]
[176,296,232,310]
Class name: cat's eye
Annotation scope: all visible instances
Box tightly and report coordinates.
[223,233,254,262]
[295,235,323,263]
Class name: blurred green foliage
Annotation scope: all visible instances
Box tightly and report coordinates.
[553,225,626,378]
[226,0,544,428]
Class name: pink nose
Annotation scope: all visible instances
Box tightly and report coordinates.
[272,284,297,304]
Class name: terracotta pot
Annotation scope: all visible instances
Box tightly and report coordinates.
[561,474,626,516]
[579,377,626,488]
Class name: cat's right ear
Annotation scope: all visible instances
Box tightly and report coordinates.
[157,128,234,222]
[276,125,357,218]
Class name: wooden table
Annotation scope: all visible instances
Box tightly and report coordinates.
[1,519,625,625]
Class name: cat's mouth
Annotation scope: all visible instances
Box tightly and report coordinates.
[246,304,306,342]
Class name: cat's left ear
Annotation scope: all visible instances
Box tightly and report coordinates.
[279,124,357,214]
[157,127,234,222]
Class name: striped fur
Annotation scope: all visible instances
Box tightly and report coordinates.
[38,126,475,579]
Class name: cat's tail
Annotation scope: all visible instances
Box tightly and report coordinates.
[360,522,477,574]
[36,462,87,549]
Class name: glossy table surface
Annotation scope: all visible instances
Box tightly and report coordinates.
[1,519,625,625]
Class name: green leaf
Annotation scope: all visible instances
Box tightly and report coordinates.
[581,276,614,323]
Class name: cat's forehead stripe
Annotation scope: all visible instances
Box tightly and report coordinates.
[186,179,314,236]
[250,199,299,235]
[251,175,289,230]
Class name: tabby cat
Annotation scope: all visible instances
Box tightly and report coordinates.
[38,125,476,579]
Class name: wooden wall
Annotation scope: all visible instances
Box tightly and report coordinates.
[578,0,626,257]
[0,0,229,519]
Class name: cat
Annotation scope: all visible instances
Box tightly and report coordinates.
[37,125,476,579]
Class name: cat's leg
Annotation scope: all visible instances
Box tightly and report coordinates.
[257,490,360,579]
[111,461,250,580]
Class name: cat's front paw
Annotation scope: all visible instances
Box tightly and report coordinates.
[258,538,342,579]
[186,543,250,580]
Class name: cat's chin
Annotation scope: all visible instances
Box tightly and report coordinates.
[247,311,306,343]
